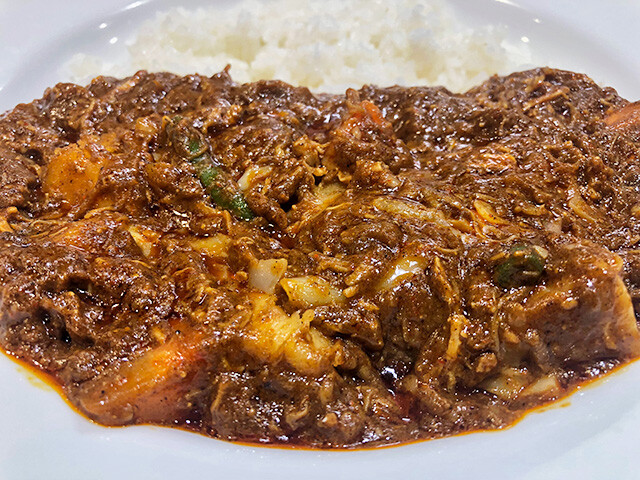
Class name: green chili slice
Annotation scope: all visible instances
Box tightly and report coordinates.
[164,117,254,221]
[494,244,546,288]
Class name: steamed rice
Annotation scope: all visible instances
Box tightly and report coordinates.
[66,0,533,93]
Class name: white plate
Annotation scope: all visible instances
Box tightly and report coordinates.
[1,1,640,479]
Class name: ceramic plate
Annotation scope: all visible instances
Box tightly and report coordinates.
[1,1,639,479]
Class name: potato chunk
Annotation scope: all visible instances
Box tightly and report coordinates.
[43,138,109,209]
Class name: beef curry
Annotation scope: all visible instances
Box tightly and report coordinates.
[0,67,639,447]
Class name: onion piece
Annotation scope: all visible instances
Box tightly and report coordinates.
[482,367,530,400]
[568,189,599,224]
[473,199,509,225]
[521,374,560,398]
[280,276,345,308]
[249,258,288,293]
[238,165,273,192]
[372,197,442,223]
[189,234,231,257]
[128,225,160,257]
[377,256,427,291]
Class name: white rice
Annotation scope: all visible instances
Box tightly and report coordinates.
[66,0,533,93]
